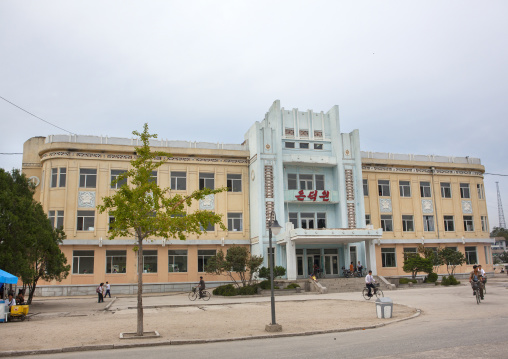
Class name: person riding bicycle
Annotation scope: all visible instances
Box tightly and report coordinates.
[469,265,484,300]
[198,276,205,299]
[365,270,376,297]
[478,264,487,286]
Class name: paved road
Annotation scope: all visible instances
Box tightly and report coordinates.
[14,278,508,358]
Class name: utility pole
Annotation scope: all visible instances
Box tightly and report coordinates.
[496,182,506,229]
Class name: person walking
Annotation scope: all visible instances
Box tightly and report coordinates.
[105,282,111,298]
[97,283,104,303]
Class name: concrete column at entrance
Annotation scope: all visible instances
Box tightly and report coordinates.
[285,223,297,280]
[365,240,377,275]
[345,244,351,270]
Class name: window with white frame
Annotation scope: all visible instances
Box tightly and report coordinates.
[381,215,393,231]
[481,216,488,232]
[378,180,390,196]
[287,174,325,190]
[106,250,126,273]
[463,215,474,231]
[465,246,478,265]
[299,143,309,149]
[381,248,396,267]
[288,174,297,190]
[314,143,323,150]
[299,174,313,190]
[77,210,95,231]
[315,175,324,190]
[51,167,66,188]
[72,250,94,274]
[149,171,157,184]
[363,179,369,196]
[399,181,411,197]
[79,168,97,188]
[290,212,327,229]
[423,215,435,232]
[49,210,64,229]
[403,247,418,261]
[109,216,115,231]
[300,213,315,229]
[200,212,215,231]
[444,215,455,231]
[171,171,187,190]
[168,250,187,272]
[477,183,485,199]
[440,182,452,198]
[199,173,214,190]
[110,169,127,189]
[198,250,216,272]
[228,213,243,231]
[317,213,326,228]
[141,250,158,273]
[420,181,431,198]
[402,215,414,231]
[460,183,470,198]
[227,174,242,192]
[289,212,298,229]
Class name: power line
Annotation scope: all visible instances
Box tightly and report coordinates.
[0,153,23,155]
[0,95,76,135]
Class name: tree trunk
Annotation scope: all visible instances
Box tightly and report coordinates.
[137,232,144,336]
[27,282,36,305]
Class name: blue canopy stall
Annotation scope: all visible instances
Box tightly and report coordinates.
[0,269,18,284]
[0,269,19,322]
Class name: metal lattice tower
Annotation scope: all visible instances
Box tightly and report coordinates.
[496,182,506,229]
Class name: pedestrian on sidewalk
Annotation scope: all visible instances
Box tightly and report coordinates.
[97,283,104,303]
[105,282,111,298]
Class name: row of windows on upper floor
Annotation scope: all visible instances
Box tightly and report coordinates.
[72,249,218,274]
[363,179,485,200]
[381,245,491,268]
[365,214,489,233]
[49,168,242,192]
[49,210,244,232]
[284,142,324,150]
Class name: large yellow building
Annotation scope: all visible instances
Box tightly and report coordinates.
[362,152,492,277]
[22,135,250,294]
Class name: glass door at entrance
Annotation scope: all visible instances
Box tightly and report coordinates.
[306,249,321,276]
[324,249,339,276]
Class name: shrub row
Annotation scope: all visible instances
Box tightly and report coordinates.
[441,275,460,286]
[212,281,300,296]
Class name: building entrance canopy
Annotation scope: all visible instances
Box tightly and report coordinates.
[280,227,382,246]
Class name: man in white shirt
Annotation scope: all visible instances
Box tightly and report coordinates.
[105,282,111,298]
[7,293,16,307]
[478,265,487,287]
[365,270,376,297]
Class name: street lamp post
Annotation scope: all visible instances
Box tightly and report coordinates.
[265,212,282,332]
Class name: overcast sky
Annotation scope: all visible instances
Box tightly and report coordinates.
[1,1,507,228]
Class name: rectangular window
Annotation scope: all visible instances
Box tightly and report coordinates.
[285,142,295,149]
[168,250,187,272]
[171,171,187,190]
[365,214,371,225]
[108,216,115,231]
[465,246,478,265]
[440,182,452,198]
[299,174,313,190]
[481,216,488,232]
[402,215,414,232]
[484,246,490,265]
[317,213,326,229]
[49,210,64,229]
[110,169,127,189]
[51,168,66,188]
[288,174,297,190]
[228,213,243,231]
[381,248,396,267]
[149,171,157,184]
[77,210,95,231]
[106,250,126,273]
[141,250,157,273]
[314,143,323,150]
[315,175,325,190]
[420,181,431,198]
[477,183,484,199]
[460,183,470,198]
[198,249,216,272]
[463,215,474,232]
[79,168,97,188]
[200,213,215,231]
[299,143,309,149]
[444,215,455,232]
[378,180,390,196]
[399,181,411,197]
[227,174,242,192]
[289,212,298,229]
[199,173,214,190]
[363,179,369,196]
[72,250,94,274]
[403,247,418,261]
[301,213,315,229]
[381,215,393,232]
[423,215,435,232]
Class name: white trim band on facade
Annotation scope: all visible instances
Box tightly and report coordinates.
[378,238,495,245]
[61,239,251,246]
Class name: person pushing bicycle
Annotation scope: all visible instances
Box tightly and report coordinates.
[365,270,376,297]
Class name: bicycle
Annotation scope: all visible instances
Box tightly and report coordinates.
[471,281,484,305]
[188,287,211,301]
[362,283,383,300]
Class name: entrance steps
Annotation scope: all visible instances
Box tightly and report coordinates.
[315,277,391,293]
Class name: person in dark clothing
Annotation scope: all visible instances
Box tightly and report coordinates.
[198,276,205,299]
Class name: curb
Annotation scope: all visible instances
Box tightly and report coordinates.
[0,309,421,357]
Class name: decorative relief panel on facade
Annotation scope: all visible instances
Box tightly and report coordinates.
[314,130,323,138]
[299,130,309,138]
[77,152,102,158]
[379,198,392,213]
[361,166,482,177]
[422,199,433,214]
[347,203,356,229]
[345,169,354,201]
[265,201,274,227]
[78,191,96,208]
[41,151,70,159]
[264,165,273,198]
[285,128,294,137]
[462,200,473,214]
[22,162,42,168]
[106,154,133,160]
[199,194,215,210]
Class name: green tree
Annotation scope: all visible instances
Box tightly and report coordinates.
[0,169,70,304]
[258,265,286,280]
[493,251,508,264]
[490,226,508,240]
[97,124,226,336]
[205,246,263,287]
[438,247,466,276]
[418,244,444,273]
[403,254,433,279]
